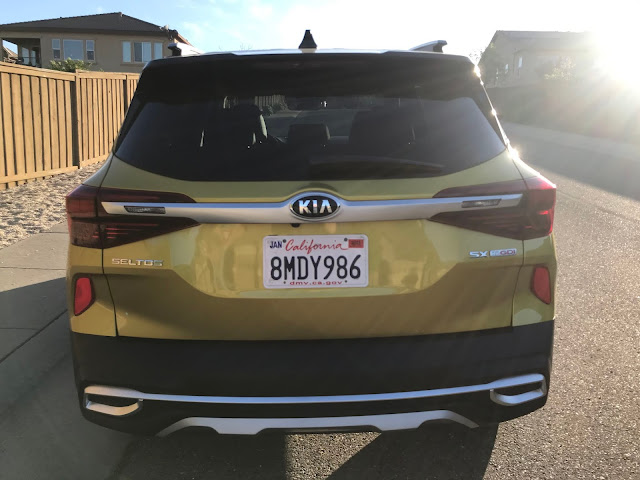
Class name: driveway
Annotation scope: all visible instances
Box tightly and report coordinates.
[0,123,638,479]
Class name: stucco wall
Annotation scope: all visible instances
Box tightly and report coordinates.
[0,30,175,72]
[490,34,593,88]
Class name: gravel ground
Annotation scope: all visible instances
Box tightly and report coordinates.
[0,163,104,249]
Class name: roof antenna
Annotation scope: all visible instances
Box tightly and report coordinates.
[298,30,317,50]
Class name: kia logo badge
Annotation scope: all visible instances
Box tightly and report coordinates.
[290,193,340,220]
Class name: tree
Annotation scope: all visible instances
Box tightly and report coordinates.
[468,49,483,64]
[49,59,93,72]
[476,43,505,87]
[543,58,576,82]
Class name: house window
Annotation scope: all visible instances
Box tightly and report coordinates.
[518,56,523,68]
[133,42,152,62]
[52,39,61,59]
[154,42,163,60]
[86,40,95,61]
[504,63,509,74]
[123,41,158,63]
[122,41,131,62]
[133,42,141,62]
[63,39,84,60]
[17,47,36,66]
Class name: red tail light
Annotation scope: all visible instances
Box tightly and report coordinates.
[531,266,552,304]
[431,175,556,240]
[66,185,102,248]
[74,276,95,315]
[66,186,198,248]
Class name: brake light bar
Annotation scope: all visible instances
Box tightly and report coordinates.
[433,178,527,198]
[66,186,199,249]
[431,175,556,240]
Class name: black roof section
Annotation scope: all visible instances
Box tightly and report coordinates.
[0,12,183,39]
[143,50,474,75]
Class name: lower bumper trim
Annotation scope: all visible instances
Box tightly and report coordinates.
[84,373,546,407]
[157,410,479,436]
[82,373,547,435]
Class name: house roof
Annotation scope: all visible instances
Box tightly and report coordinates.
[489,30,596,53]
[495,30,588,39]
[0,12,191,44]
[2,45,17,57]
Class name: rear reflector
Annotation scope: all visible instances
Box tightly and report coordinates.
[431,175,556,240]
[531,266,552,304]
[74,276,95,315]
[66,186,199,249]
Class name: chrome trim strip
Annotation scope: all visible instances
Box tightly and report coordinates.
[157,410,479,436]
[84,395,142,417]
[101,193,522,224]
[490,377,547,406]
[84,373,545,406]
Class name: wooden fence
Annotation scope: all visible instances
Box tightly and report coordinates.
[0,63,139,189]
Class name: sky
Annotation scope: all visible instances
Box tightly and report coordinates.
[1,0,636,57]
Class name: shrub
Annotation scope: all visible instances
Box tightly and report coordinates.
[49,59,93,72]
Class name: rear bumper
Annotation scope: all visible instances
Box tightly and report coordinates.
[72,321,554,435]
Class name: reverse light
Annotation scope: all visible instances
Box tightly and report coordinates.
[74,276,95,315]
[66,186,199,248]
[431,175,556,240]
[461,199,501,208]
[123,206,166,214]
[531,266,552,304]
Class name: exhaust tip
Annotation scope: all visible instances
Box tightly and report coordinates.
[84,393,142,417]
[490,378,547,406]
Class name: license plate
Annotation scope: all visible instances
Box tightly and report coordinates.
[263,235,369,288]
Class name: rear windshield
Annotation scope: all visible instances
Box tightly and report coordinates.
[115,54,505,181]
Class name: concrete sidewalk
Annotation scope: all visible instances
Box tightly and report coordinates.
[0,223,70,413]
[503,122,640,162]
[0,224,131,480]
[504,122,640,204]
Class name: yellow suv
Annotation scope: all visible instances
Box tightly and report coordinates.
[66,45,556,436]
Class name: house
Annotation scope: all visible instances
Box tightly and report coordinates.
[2,44,17,62]
[0,12,192,73]
[480,30,597,87]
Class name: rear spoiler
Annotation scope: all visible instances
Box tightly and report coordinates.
[410,40,447,53]
[168,42,203,57]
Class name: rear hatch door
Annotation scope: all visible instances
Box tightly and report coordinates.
[100,53,527,340]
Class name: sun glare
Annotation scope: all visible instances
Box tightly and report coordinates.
[593,28,640,86]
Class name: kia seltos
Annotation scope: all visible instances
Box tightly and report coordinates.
[66,46,556,435]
